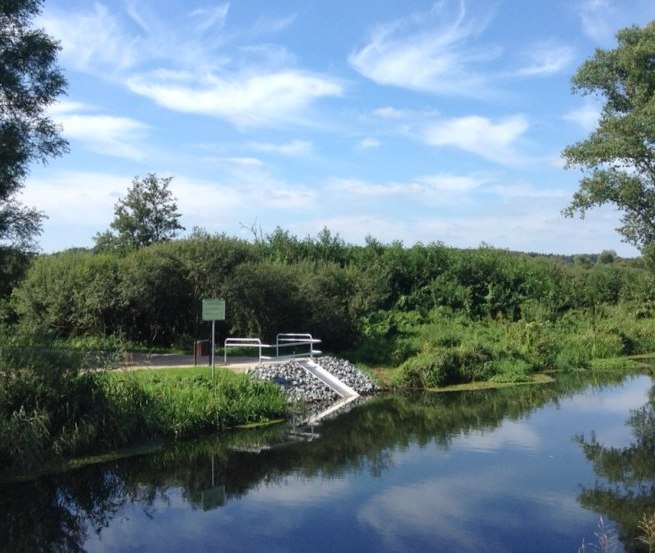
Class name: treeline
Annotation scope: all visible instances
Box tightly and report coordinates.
[5,228,655,385]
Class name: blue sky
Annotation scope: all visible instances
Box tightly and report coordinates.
[23,0,655,255]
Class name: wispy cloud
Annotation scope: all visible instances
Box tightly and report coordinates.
[563,100,601,132]
[373,107,410,119]
[417,173,490,193]
[329,172,489,200]
[577,0,655,45]
[127,70,342,127]
[578,0,618,44]
[422,115,529,165]
[21,172,130,226]
[330,177,422,197]
[42,2,340,128]
[359,137,381,149]
[42,3,141,74]
[249,140,313,156]
[515,42,576,76]
[349,0,499,97]
[50,102,149,160]
[189,4,230,32]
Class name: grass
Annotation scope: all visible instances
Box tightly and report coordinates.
[0,354,288,475]
[107,366,288,439]
[120,365,217,378]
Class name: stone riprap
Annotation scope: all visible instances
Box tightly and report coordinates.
[247,356,377,404]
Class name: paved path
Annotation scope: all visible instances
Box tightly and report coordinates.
[121,352,279,372]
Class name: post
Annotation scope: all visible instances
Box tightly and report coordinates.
[211,320,216,378]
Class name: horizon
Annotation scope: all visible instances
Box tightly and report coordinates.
[20,0,655,257]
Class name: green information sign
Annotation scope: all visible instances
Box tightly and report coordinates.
[202,299,225,321]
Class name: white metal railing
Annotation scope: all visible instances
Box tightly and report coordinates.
[275,333,322,359]
[223,338,272,364]
[222,333,322,364]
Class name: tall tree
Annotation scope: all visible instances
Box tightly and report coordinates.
[94,173,185,251]
[562,21,655,252]
[0,0,68,249]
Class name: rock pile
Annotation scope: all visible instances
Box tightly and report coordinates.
[247,355,377,404]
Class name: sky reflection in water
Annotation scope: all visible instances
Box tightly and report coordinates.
[5,374,653,553]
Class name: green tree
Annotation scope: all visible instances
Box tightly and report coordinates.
[94,173,185,251]
[562,21,655,252]
[0,0,68,249]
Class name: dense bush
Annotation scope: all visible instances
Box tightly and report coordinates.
[391,304,655,388]
[6,229,655,383]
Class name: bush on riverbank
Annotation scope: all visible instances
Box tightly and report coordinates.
[0,332,287,473]
[392,303,655,388]
[5,229,655,391]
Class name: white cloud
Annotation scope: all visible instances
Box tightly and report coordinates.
[423,115,529,164]
[578,0,618,44]
[564,100,601,132]
[127,70,342,128]
[412,202,639,255]
[189,4,230,32]
[331,173,554,203]
[41,3,142,74]
[250,13,298,36]
[43,2,338,129]
[488,182,569,200]
[22,172,129,225]
[577,0,655,45]
[250,140,313,156]
[330,178,421,197]
[373,107,409,119]
[50,102,149,160]
[349,0,499,96]
[515,42,576,76]
[417,173,490,193]
[199,155,318,211]
[359,137,381,149]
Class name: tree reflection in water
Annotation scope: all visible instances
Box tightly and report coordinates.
[0,370,650,552]
[577,383,655,552]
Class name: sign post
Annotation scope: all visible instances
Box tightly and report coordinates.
[202,299,226,377]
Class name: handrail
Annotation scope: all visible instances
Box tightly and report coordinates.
[223,338,272,364]
[222,333,322,364]
[275,333,322,359]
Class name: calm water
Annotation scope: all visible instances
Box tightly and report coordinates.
[2,372,654,553]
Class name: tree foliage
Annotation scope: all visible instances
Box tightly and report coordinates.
[11,228,655,363]
[563,21,655,251]
[94,174,185,251]
[0,0,68,249]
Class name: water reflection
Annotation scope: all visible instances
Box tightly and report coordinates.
[577,381,655,550]
[0,371,653,552]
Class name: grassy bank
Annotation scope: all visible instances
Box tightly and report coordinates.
[0,342,287,474]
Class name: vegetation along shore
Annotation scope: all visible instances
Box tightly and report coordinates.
[2,231,655,475]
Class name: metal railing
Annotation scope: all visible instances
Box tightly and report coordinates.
[223,338,272,364]
[275,333,322,359]
[222,333,322,364]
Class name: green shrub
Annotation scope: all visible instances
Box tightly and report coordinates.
[488,358,532,383]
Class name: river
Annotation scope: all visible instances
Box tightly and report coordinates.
[1,371,653,552]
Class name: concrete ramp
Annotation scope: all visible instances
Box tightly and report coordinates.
[299,359,359,398]
[299,359,360,424]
